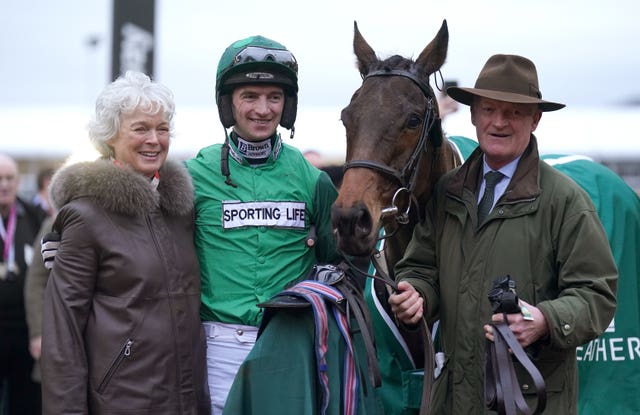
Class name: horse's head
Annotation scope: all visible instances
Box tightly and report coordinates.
[332,20,454,258]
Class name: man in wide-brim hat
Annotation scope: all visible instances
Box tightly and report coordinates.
[389,53,617,415]
[447,54,565,111]
[445,53,565,172]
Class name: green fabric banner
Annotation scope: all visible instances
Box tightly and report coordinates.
[541,154,640,414]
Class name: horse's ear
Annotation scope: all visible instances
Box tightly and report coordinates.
[415,19,449,76]
[353,21,378,77]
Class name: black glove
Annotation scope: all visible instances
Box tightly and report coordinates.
[41,232,61,271]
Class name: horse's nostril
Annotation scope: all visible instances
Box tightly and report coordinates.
[331,203,373,240]
[355,208,372,235]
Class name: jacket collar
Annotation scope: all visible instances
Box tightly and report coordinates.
[447,134,542,203]
[50,159,194,217]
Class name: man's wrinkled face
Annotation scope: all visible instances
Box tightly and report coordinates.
[471,97,542,170]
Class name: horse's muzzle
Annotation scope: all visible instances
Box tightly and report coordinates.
[331,202,376,256]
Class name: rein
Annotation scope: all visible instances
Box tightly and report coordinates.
[341,243,436,415]
[485,316,547,415]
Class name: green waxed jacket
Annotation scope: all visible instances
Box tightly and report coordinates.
[185,136,340,327]
[395,136,618,415]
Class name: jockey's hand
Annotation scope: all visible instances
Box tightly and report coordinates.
[41,231,61,270]
[483,299,549,347]
[388,281,424,326]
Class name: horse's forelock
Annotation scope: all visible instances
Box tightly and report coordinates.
[374,55,413,72]
[370,55,432,95]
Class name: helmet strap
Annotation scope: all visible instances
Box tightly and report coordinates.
[220,128,238,188]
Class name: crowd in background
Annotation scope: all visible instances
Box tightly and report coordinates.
[0,159,54,415]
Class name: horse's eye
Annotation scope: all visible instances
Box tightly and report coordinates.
[406,114,423,129]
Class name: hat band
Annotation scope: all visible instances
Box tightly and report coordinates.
[475,78,541,100]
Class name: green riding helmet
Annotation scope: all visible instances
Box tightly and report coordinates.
[216,35,299,130]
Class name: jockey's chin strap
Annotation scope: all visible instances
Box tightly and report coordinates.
[485,315,546,415]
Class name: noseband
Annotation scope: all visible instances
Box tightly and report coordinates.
[342,68,442,222]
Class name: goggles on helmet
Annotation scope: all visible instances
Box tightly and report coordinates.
[232,46,298,74]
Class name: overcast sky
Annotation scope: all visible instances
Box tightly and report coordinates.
[2,0,639,112]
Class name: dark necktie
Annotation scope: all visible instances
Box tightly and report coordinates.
[478,171,504,223]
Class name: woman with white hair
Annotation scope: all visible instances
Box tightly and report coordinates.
[40,71,210,414]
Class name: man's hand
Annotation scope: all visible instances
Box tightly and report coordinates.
[41,232,61,270]
[388,281,424,326]
[483,299,549,347]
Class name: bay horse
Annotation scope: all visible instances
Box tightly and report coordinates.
[331,19,462,414]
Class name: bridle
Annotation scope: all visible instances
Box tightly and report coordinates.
[342,67,443,226]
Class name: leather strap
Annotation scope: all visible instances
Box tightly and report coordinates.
[485,319,546,415]
[370,253,435,415]
[330,270,382,390]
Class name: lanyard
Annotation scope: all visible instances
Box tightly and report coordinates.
[0,203,17,271]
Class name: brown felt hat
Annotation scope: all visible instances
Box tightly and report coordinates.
[447,54,565,112]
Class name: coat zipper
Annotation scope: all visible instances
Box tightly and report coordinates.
[97,339,133,393]
[145,214,185,408]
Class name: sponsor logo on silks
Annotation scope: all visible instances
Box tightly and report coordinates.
[222,201,306,229]
[236,137,272,159]
[228,134,282,163]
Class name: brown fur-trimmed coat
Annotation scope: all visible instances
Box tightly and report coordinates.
[41,158,210,415]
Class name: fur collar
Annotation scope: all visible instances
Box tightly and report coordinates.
[49,158,194,217]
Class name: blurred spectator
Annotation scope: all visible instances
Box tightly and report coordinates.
[31,167,55,217]
[304,150,344,189]
[302,149,325,168]
[24,215,54,386]
[321,165,344,189]
[0,153,44,415]
[437,79,460,120]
